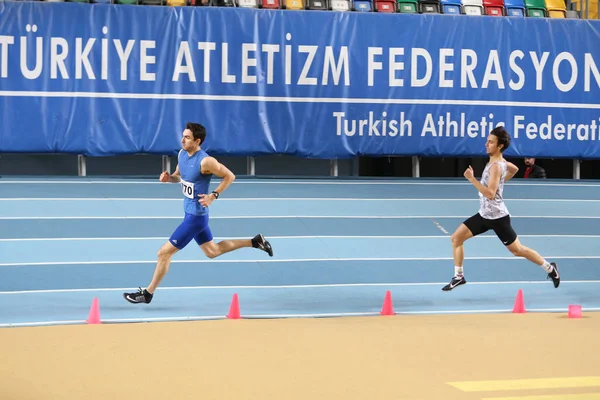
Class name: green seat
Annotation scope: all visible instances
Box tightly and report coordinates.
[528,7,546,15]
[397,0,418,12]
[525,0,546,15]
[117,0,138,4]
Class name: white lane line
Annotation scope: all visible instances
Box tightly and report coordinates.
[1,280,599,295]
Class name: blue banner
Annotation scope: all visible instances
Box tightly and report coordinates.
[1,2,600,158]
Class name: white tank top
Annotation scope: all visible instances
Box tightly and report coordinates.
[478,160,509,220]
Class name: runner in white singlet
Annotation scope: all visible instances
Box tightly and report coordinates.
[441,126,560,292]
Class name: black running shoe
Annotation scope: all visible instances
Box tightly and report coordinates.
[547,262,560,288]
[123,288,153,304]
[442,275,467,291]
[252,234,273,257]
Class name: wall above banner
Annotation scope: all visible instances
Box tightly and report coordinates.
[1,2,599,158]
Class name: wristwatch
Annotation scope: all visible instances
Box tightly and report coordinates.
[211,191,220,199]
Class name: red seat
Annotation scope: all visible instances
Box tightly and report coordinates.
[483,0,504,14]
[262,0,281,7]
[375,0,395,11]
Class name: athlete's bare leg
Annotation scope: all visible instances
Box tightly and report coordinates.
[147,241,180,294]
[451,223,474,269]
[123,241,179,303]
[200,234,273,259]
[200,239,252,259]
[442,224,474,291]
[505,237,545,265]
[505,237,560,287]
[124,234,273,304]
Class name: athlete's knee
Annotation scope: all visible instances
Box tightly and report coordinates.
[157,249,171,261]
[157,243,177,260]
[204,249,219,259]
[508,244,525,257]
[201,244,220,259]
[450,233,464,247]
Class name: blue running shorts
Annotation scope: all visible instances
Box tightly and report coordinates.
[169,213,213,249]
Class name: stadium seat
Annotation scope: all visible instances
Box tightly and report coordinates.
[525,0,546,15]
[261,0,281,7]
[397,0,417,11]
[209,0,236,5]
[353,0,373,10]
[375,0,396,11]
[330,0,351,9]
[566,8,578,16]
[504,0,525,14]
[93,0,114,4]
[167,0,187,5]
[483,0,504,14]
[237,0,260,6]
[545,0,566,16]
[462,0,484,13]
[396,0,419,10]
[307,0,328,9]
[284,0,304,9]
[440,0,461,13]
[419,0,440,12]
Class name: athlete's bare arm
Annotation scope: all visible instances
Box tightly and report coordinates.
[198,157,235,207]
[464,164,501,200]
[505,162,519,182]
[159,165,181,183]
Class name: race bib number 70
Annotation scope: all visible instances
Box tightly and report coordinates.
[181,179,194,199]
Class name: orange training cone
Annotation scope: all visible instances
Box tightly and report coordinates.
[512,289,525,314]
[227,293,241,319]
[380,290,395,316]
[86,297,102,324]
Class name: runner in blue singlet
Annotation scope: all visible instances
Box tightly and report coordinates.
[124,122,273,304]
[441,126,560,292]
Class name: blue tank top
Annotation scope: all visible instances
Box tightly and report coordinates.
[177,149,212,216]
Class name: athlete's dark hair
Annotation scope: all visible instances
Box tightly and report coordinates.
[186,122,206,145]
[490,126,510,153]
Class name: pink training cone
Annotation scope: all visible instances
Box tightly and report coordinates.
[86,297,102,324]
[568,304,582,319]
[380,290,395,316]
[227,293,241,319]
[512,289,526,314]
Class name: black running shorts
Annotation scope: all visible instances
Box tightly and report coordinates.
[463,213,517,246]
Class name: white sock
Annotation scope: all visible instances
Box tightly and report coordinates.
[541,260,553,273]
[455,266,464,277]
